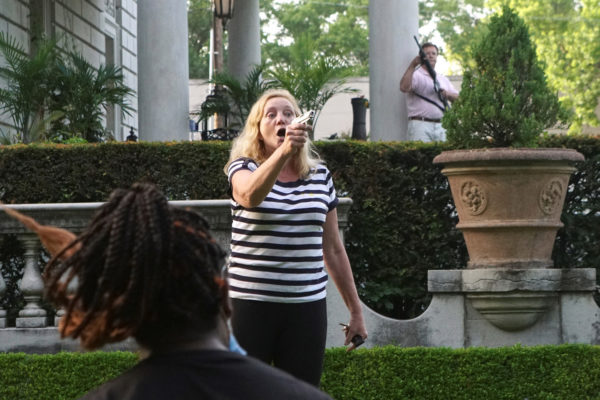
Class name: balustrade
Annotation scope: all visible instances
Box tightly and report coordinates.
[0,199,352,331]
[0,198,598,353]
[0,265,5,328]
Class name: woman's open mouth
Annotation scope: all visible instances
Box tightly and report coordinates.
[277,128,286,137]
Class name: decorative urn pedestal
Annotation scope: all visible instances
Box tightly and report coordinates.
[433,148,589,334]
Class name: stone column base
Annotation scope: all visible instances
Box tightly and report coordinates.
[429,268,600,347]
[16,307,47,328]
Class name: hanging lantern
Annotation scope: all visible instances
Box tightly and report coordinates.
[213,0,235,20]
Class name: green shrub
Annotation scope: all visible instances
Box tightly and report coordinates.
[443,6,564,148]
[0,352,138,400]
[0,34,134,144]
[1,345,600,399]
[0,142,232,203]
[322,344,600,399]
[0,138,598,321]
[318,141,466,317]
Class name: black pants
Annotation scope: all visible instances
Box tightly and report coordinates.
[231,298,327,387]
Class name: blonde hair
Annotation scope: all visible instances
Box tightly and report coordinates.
[224,89,323,179]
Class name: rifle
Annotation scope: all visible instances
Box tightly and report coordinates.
[413,36,448,111]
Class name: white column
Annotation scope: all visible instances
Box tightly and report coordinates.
[368,0,418,141]
[0,265,6,328]
[137,0,189,141]
[227,0,261,82]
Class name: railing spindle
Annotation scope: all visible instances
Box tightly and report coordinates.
[16,234,46,328]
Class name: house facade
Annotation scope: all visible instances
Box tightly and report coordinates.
[0,0,139,141]
[1,0,424,142]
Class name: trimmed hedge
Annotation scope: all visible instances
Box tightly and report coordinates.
[0,352,138,400]
[318,141,466,317]
[321,344,600,399]
[0,136,599,320]
[0,142,231,202]
[1,345,600,399]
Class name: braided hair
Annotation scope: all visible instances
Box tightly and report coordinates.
[44,183,227,350]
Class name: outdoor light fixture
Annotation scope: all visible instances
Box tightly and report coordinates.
[213,0,234,20]
[126,127,137,142]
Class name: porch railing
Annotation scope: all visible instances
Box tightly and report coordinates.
[0,198,352,334]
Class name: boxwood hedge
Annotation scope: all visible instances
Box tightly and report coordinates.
[0,136,598,321]
[1,345,600,400]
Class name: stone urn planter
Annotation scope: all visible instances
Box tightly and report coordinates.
[433,148,585,331]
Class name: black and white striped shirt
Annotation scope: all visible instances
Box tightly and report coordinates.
[227,157,339,303]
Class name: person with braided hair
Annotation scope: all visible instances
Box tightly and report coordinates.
[25,183,333,399]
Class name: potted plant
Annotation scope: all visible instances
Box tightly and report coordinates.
[432,6,585,331]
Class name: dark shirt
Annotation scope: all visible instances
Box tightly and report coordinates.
[79,350,333,400]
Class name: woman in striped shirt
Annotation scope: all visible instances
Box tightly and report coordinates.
[224,89,368,386]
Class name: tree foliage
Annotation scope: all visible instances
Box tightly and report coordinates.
[261,0,369,76]
[444,6,563,148]
[187,0,213,79]
[427,0,600,133]
[187,0,599,133]
[187,0,368,78]
[420,0,489,67]
[487,0,600,133]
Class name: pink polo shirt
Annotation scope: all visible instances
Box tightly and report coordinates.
[406,67,458,120]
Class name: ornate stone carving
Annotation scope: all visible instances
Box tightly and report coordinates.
[460,181,487,215]
[105,0,116,18]
[539,180,563,215]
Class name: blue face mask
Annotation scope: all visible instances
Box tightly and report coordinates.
[228,332,246,355]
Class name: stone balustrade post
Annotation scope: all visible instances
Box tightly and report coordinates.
[0,265,6,328]
[54,276,78,327]
[16,234,46,328]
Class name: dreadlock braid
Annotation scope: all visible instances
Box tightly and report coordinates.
[44,183,227,350]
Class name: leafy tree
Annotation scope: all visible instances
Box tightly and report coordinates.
[426,0,600,133]
[188,0,213,79]
[443,6,563,148]
[261,0,369,76]
[486,0,600,133]
[187,0,369,78]
[420,0,489,67]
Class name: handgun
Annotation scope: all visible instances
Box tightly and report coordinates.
[291,110,315,125]
[339,322,365,348]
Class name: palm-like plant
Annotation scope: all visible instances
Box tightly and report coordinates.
[269,34,357,139]
[196,63,277,130]
[195,37,357,140]
[50,52,134,142]
[0,33,60,143]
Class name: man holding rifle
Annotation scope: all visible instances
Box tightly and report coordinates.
[400,41,459,142]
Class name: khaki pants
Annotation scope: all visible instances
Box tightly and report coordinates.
[407,120,446,142]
